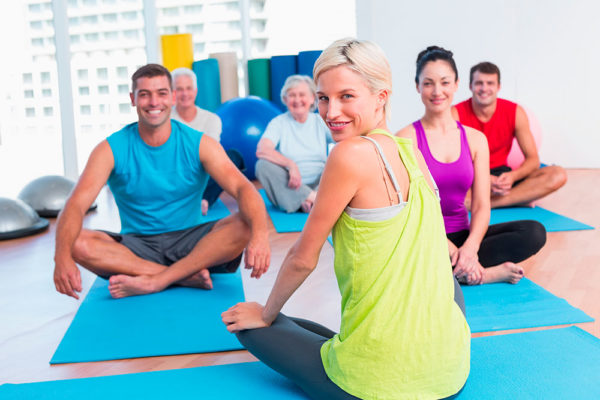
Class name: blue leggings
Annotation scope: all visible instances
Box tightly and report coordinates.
[236,277,466,399]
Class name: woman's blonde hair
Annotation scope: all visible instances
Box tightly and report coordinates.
[313,38,392,118]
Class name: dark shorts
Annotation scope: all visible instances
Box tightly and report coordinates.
[490,165,525,187]
[101,221,242,273]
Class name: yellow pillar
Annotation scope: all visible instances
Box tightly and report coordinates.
[161,33,193,71]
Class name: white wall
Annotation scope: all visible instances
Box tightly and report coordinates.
[356,0,600,168]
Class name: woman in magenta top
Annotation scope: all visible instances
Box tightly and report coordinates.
[397,46,546,285]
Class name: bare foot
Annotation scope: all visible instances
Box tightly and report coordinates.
[179,269,213,290]
[301,191,317,213]
[108,274,164,299]
[482,262,524,284]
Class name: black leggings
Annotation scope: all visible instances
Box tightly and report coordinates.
[236,278,466,400]
[203,149,246,205]
[447,220,546,267]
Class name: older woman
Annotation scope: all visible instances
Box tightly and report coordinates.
[223,39,469,400]
[255,75,333,213]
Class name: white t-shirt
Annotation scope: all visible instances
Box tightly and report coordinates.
[172,106,222,142]
[262,112,334,184]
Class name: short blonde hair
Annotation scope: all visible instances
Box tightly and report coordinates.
[313,38,392,118]
[280,75,318,112]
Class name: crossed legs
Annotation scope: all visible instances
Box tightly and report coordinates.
[491,165,567,208]
[72,213,250,298]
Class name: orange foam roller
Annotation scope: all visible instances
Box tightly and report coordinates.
[161,33,193,71]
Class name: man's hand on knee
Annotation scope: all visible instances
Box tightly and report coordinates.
[54,256,82,299]
[244,233,271,279]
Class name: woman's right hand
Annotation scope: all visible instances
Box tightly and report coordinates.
[222,302,271,333]
[287,163,302,189]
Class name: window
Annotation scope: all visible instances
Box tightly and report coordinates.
[41,72,51,83]
[24,90,34,98]
[23,73,33,84]
[42,89,52,97]
[122,11,138,20]
[68,16,79,26]
[162,7,179,17]
[184,5,203,13]
[79,87,90,95]
[84,33,99,41]
[103,31,118,40]
[98,85,109,94]
[97,68,108,79]
[28,4,42,12]
[25,108,36,117]
[116,66,128,78]
[117,84,129,94]
[82,15,98,24]
[44,107,53,116]
[70,34,81,44]
[186,24,204,34]
[102,13,117,23]
[162,26,178,34]
[119,103,131,113]
[123,30,139,40]
[99,104,107,113]
[30,21,43,29]
[80,105,91,115]
[32,38,44,47]
[77,69,88,80]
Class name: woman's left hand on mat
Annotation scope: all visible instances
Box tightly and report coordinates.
[222,302,270,333]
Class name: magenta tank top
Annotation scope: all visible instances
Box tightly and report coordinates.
[413,120,473,233]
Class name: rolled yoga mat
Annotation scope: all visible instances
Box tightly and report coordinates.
[161,33,193,71]
[192,59,222,113]
[270,55,297,111]
[297,50,322,78]
[462,277,593,333]
[208,51,239,102]
[4,327,600,399]
[247,58,271,100]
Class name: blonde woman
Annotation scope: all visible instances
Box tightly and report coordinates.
[223,39,469,399]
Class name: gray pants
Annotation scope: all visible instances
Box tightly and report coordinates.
[255,159,320,213]
[236,278,466,400]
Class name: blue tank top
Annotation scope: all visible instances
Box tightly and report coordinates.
[414,120,473,233]
[107,120,209,235]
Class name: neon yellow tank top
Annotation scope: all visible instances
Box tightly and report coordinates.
[320,130,470,400]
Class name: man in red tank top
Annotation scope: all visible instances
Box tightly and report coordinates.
[451,62,566,208]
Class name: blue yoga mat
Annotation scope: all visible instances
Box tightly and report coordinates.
[204,198,231,221]
[457,327,600,399]
[297,50,322,77]
[489,206,593,232]
[0,362,306,400]
[192,58,221,112]
[4,328,600,399]
[462,277,593,333]
[260,189,308,233]
[50,270,245,364]
[270,55,298,111]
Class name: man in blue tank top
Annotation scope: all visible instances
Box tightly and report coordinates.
[53,64,270,299]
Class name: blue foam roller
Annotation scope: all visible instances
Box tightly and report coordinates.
[192,59,221,112]
[270,55,297,111]
[297,50,322,78]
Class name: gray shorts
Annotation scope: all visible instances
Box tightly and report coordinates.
[101,221,242,273]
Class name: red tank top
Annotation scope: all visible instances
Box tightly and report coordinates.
[455,98,517,168]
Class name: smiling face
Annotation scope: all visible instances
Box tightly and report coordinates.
[130,75,174,130]
[284,81,314,121]
[416,59,458,113]
[174,75,197,109]
[469,71,500,107]
[316,65,387,142]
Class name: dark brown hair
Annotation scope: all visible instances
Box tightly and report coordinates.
[469,62,501,85]
[415,46,458,84]
[131,64,172,92]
